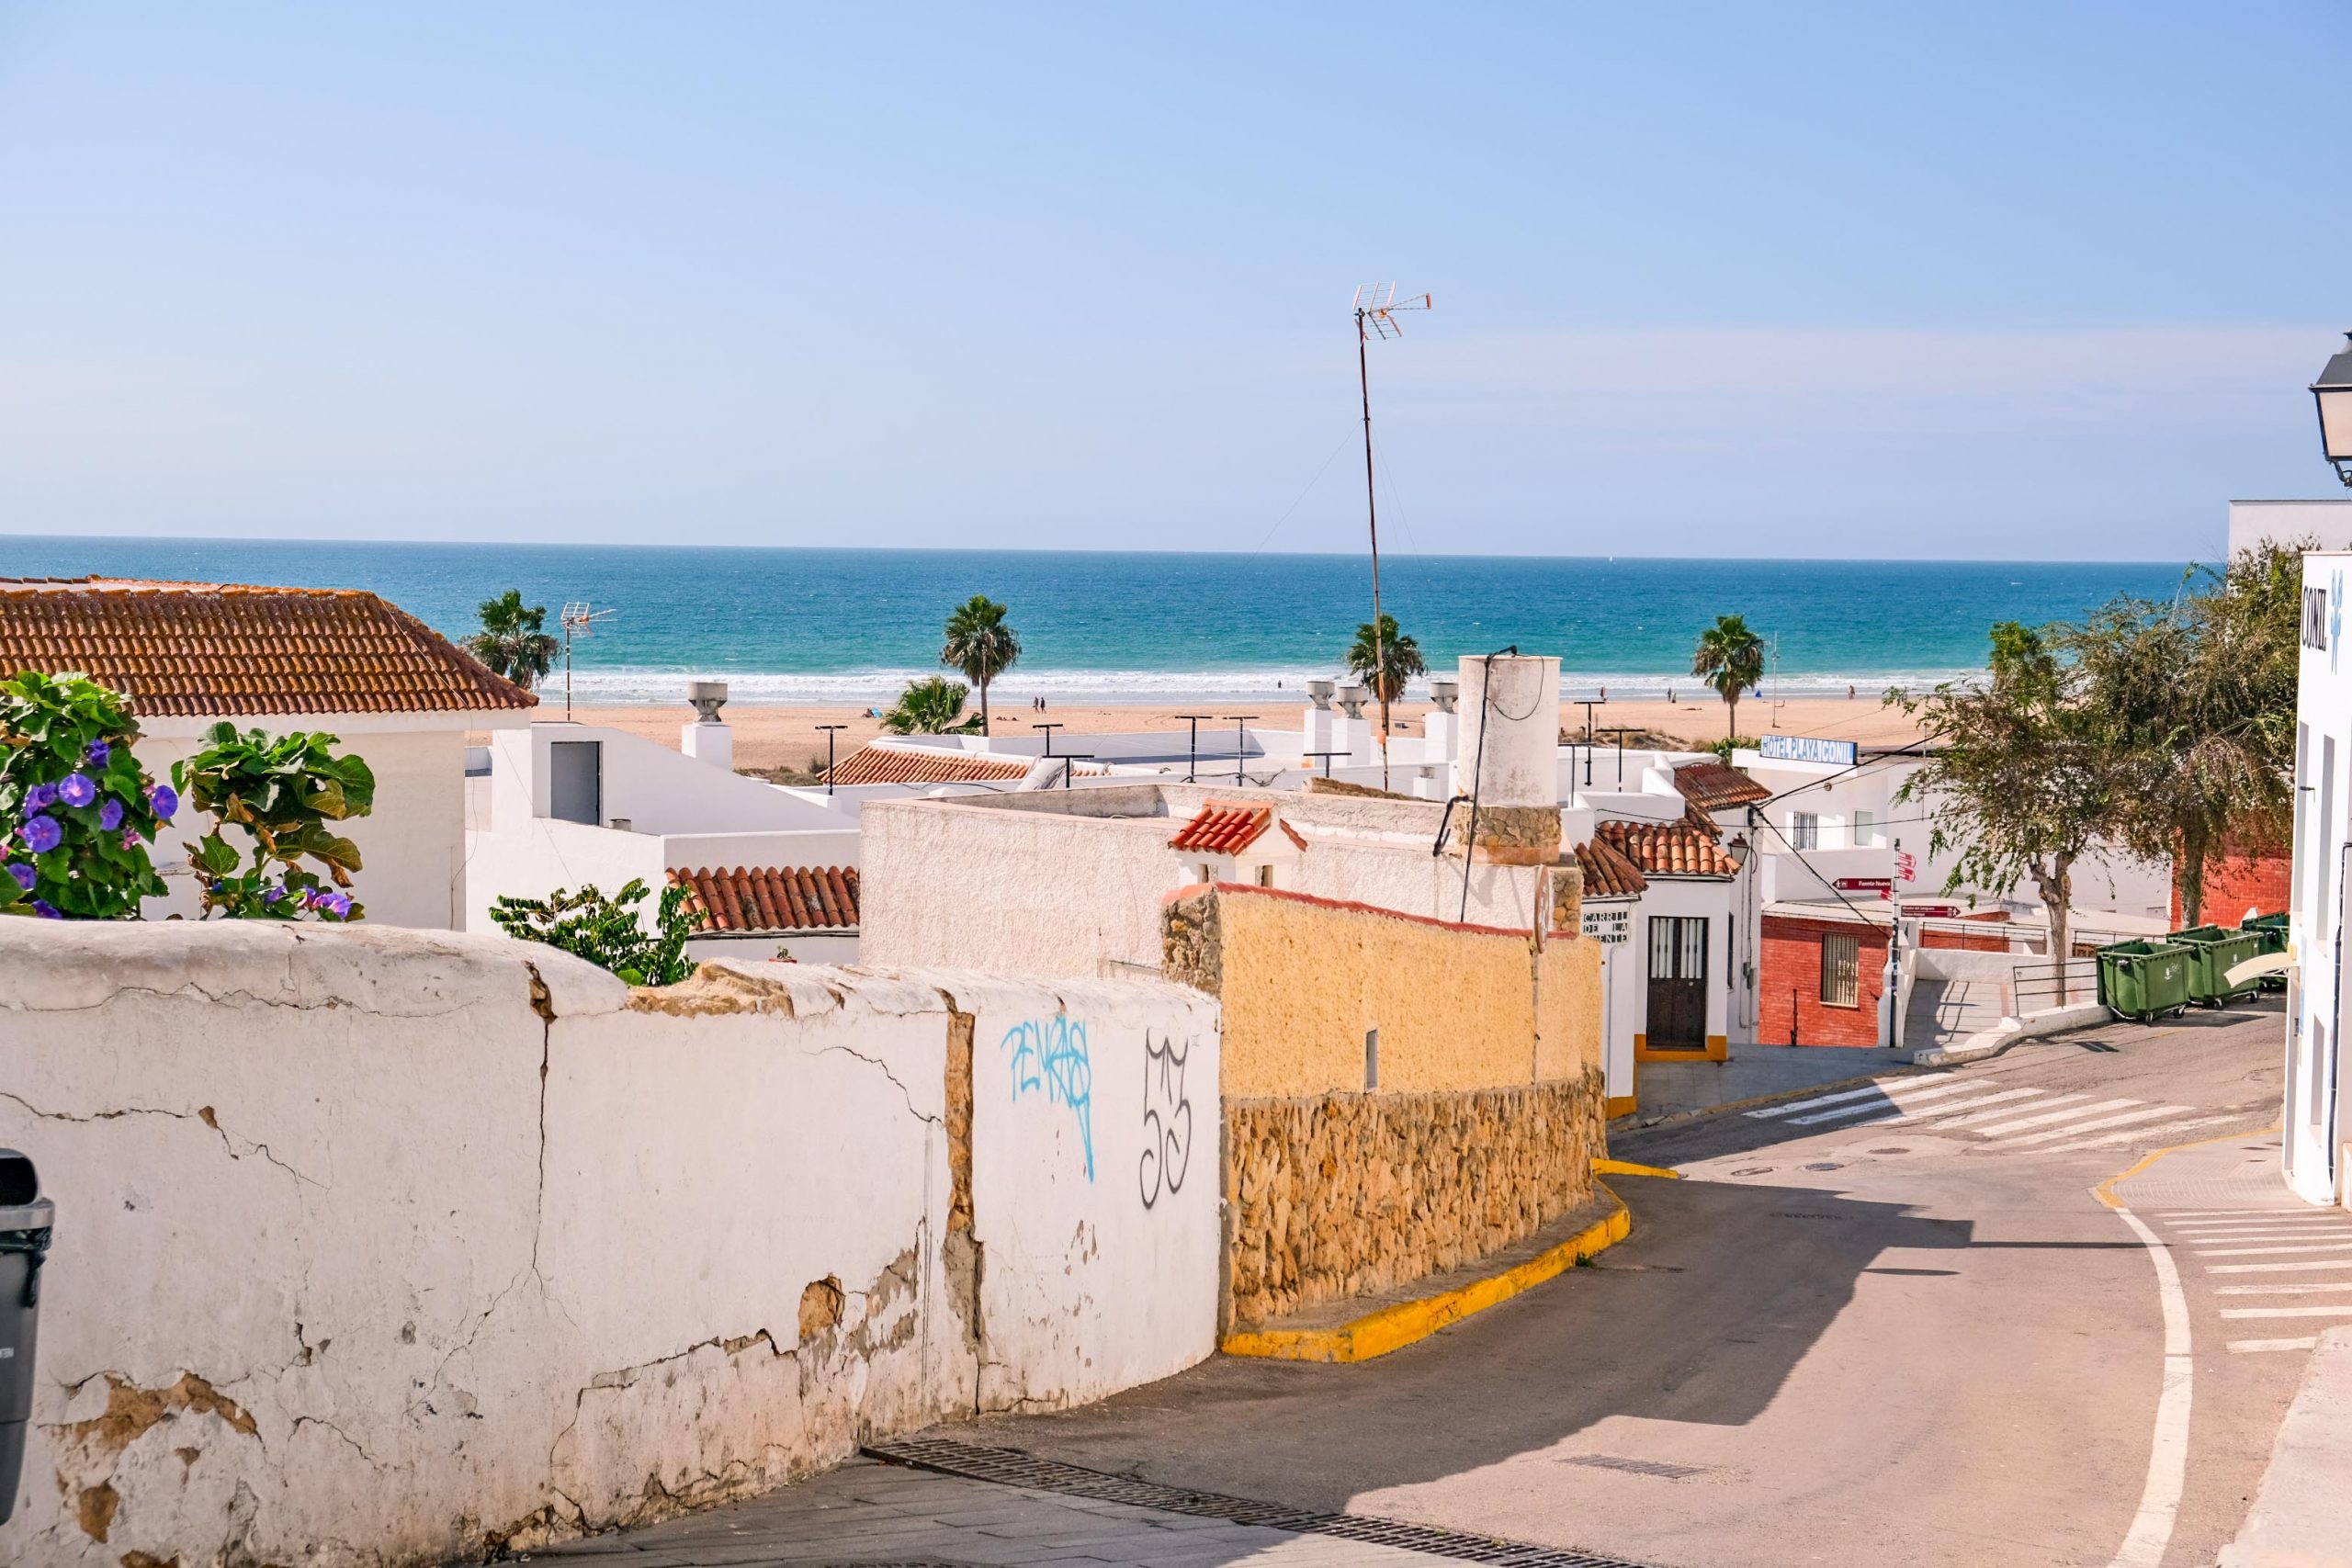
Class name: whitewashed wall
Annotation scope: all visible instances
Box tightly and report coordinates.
[0,923,1219,1566]
[948,973,1221,1409]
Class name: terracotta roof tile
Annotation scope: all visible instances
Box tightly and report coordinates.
[0,577,534,716]
[667,865,860,932]
[1170,801,1274,854]
[1573,835,1649,898]
[1673,759,1771,811]
[1596,817,1742,878]
[822,746,1108,786]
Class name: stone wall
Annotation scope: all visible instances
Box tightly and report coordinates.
[0,922,1218,1567]
[1223,1075,1606,1327]
[1161,884,1607,1330]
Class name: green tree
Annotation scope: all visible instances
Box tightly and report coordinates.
[465,589,559,692]
[489,879,695,987]
[1690,615,1767,741]
[1895,623,2113,995]
[881,675,982,735]
[1344,613,1426,706]
[2075,541,2301,924]
[941,595,1021,737]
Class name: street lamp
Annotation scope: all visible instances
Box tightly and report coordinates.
[2312,332,2352,487]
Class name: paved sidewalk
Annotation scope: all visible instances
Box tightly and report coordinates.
[533,1456,1483,1567]
[2222,1325,2352,1566]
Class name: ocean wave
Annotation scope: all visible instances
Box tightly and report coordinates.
[559,664,1983,706]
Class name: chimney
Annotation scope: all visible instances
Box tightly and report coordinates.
[1302,678,1335,761]
[681,680,733,771]
[1448,654,1562,864]
[1422,677,1460,767]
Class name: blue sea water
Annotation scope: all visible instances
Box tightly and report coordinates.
[0,537,2190,705]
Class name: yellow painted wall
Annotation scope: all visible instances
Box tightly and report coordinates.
[1210,888,1603,1099]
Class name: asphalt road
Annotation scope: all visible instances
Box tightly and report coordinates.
[970,1000,2304,1568]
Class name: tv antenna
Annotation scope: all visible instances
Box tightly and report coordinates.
[1351,282,1431,790]
[558,602,618,721]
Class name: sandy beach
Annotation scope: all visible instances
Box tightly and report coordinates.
[550,694,1929,773]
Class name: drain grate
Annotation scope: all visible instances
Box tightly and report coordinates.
[1558,1454,1712,1481]
[864,1437,1666,1567]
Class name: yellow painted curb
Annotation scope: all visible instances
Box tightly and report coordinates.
[1219,1182,1633,1364]
[2095,1122,2284,1211]
[1593,1157,1680,1180]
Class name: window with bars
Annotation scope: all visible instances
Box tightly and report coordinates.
[1790,811,1820,850]
[1821,932,1860,1008]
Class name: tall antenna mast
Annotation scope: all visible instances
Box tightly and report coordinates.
[1351,283,1431,790]
[558,602,619,721]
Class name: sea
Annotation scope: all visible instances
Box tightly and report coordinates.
[0,537,2191,705]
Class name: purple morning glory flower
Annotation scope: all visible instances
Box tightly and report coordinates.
[119,828,141,851]
[315,891,352,919]
[147,784,178,821]
[23,783,56,815]
[29,900,61,919]
[98,797,124,832]
[85,739,110,767]
[6,863,33,891]
[263,886,285,906]
[57,773,96,808]
[19,816,61,854]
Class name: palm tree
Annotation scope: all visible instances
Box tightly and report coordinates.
[880,676,981,735]
[940,596,1022,737]
[1690,614,1767,740]
[1344,614,1426,705]
[466,590,558,692]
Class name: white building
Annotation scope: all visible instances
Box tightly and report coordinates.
[0,577,536,929]
[2286,550,2352,1207]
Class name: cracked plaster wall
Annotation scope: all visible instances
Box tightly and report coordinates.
[0,922,1219,1567]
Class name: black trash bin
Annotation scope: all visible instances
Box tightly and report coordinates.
[0,1149,52,1527]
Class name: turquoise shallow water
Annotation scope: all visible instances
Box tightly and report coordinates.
[0,537,2189,705]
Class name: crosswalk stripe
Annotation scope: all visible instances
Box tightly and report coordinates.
[1746,1078,1949,1120]
[2220,1304,2352,1318]
[2162,1208,2335,1219]
[2002,1104,2196,1145]
[1834,1090,2046,1130]
[2033,1115,2242,1155]
[1776,1079,1990,1125]
[2172,1221,2346,1237]
[1973,1098,2142,1138]
[1938,1091,2080,1129]
[2170,1213,2343,1226]
[2195,1242,2352,1258]
[2209,1258,2352,1274]
[2227,1337,2320,1353]
[2216,1282,2352,1294]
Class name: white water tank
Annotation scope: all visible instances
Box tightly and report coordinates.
[1451,655,1562,808]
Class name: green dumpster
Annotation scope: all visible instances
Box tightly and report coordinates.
[2171,924,2266,1007]
[2096,939,2193,1023]
[2240,912,2290,989]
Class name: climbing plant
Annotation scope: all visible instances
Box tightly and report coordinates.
[0,671,174,919]
[487,878,696,987]
[175,722,376,920]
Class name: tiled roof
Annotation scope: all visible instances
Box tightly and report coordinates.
[0,577,535,716]
[1596,817,1742,878]
[1573,835,1649,899]
[1673,760,1771,811]
[823,746,1108,786]
[1170,801,1273,854]
[668,865,860,932]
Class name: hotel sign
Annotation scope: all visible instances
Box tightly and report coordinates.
[1759,734,1859,767]
[1582,905,1630,945]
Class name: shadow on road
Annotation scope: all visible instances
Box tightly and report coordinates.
[972,1173,2007,1515]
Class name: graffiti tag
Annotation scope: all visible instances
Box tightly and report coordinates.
[1003,1017,1095,1181]
[1138,1032,1193,1210]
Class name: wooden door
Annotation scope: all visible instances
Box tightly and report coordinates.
[1646,915,1709,1050]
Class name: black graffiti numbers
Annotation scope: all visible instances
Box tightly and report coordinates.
[1138,1032,1193,1210]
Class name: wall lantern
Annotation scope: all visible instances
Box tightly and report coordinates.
[2312,332,2352,487]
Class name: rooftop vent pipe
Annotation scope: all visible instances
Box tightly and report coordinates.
[686,680,729,723]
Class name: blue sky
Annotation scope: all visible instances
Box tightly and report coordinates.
[1,3,2345,560]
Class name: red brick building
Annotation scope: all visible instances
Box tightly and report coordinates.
[2170,847,2290,929]
[1758,908,1889,1047]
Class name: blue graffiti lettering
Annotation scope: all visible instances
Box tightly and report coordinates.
[1001,1017,1094,1180]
